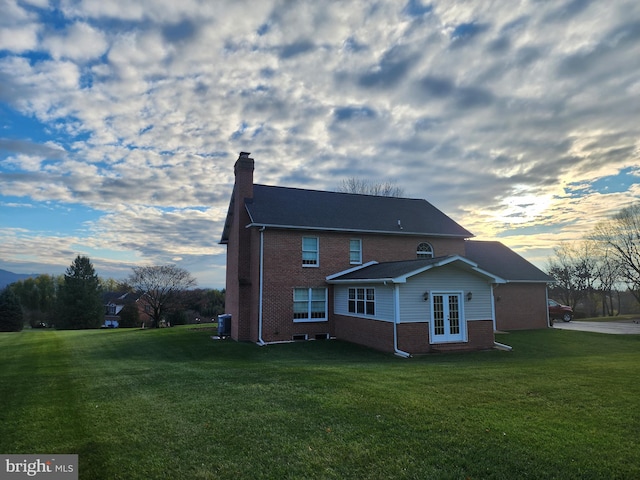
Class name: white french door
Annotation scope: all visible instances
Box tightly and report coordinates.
[431,292,465,343]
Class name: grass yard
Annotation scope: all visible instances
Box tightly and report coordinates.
[1,326,639,479]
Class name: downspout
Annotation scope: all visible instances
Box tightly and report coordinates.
[545,285,552,328]
[393,284,411,358]
[257,227,266,346]
[490,283,497,332]
[492,283,513,351]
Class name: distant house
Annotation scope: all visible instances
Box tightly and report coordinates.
[220,152,554,355]
[102,291,152,328]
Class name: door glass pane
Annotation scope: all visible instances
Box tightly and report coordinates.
[449,295,460,334]
[433,295,444,335]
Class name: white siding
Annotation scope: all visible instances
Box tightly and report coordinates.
[333,284,395,322]
[398,265,493,323]
[332,264,495,324]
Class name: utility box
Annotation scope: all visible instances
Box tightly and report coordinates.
[217,314,232,338]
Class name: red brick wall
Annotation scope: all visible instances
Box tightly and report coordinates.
[334,314,395,352]
[362,235,466,262]
[397,322,430,353]
[335,316,494,354]
[397,320,494,353]
[494,283,548,330]
[258,229,461,343]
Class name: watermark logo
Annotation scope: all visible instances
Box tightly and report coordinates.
[1,455,77,480]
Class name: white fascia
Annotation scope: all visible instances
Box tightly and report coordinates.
[325,261,378,282]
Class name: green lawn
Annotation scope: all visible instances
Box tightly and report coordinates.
[1,326,639,479]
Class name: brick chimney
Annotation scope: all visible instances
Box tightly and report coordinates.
[227,151,255,341]
[234,151,254,200]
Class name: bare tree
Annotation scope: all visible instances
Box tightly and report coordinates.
[337,178,404,197]
[591,241,623,316]
[128,265,196,327]
[547,242,588,310]
[593,203,640,306]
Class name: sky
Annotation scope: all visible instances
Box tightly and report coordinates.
[1,0,639,289]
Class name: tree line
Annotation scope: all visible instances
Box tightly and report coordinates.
[547,203,640,317]
[0,256,225,332]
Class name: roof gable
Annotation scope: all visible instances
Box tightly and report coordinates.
[464,240,554,283]
[327,255,504,284]
[245,184,473,237]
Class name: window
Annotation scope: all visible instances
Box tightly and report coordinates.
[417,242,434,258]
[302,237,319,266]
[293,288,327,321]
[348,288,375,316]
[350,239,362,264]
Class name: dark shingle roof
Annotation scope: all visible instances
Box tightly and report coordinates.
[464,240,554,283]
[102,291,143,305]
[245,185,473,237]
[330,257,447,281]
[327,255,506,283]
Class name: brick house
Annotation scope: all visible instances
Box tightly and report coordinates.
[102,291,154,328]
[220,152,554,355]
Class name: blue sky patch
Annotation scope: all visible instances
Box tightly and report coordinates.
[403,0,433,17]
[334,106,377,121]
[565,167,638,196]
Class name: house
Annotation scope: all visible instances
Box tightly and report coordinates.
[102,291,152,328]
[220,152,554,355]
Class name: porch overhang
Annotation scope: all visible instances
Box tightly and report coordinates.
[326,255,506,285]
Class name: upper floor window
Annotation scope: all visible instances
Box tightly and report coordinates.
[417,242,434,258]
[302,237,319,266]
[293,288,327,321]
[350,239,362,264]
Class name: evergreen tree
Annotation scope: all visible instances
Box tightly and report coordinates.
[57,256,104,329]
[118,302,140,328]
[0,287,24,332]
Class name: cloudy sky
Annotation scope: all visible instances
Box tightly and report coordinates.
[1,0,639,288]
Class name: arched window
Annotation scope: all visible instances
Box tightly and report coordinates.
[417,242,434,259]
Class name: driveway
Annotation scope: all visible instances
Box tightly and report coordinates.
[552,320,640,335]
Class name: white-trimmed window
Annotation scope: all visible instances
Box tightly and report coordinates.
[293,288,327,321]
[348,287,375,316]
[302,237,319,266]
[417,242,434,258]
[350,239,362,264]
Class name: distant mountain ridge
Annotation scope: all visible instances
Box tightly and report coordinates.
[0,269,39,289]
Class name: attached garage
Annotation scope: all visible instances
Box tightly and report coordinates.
[464,241,554,330]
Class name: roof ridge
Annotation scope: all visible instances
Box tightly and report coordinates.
[253,183,421,201]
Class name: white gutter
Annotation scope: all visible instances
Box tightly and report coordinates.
[393,284,411,358]
[257,227,266,346]
[245,222,471,238]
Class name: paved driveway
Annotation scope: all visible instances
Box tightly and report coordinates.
[552,320,640,334]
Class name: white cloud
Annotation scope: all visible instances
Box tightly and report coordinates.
[0,0,40,52]
[0,25,39,52]
[1,0,639,287]
[43,22,109,61]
